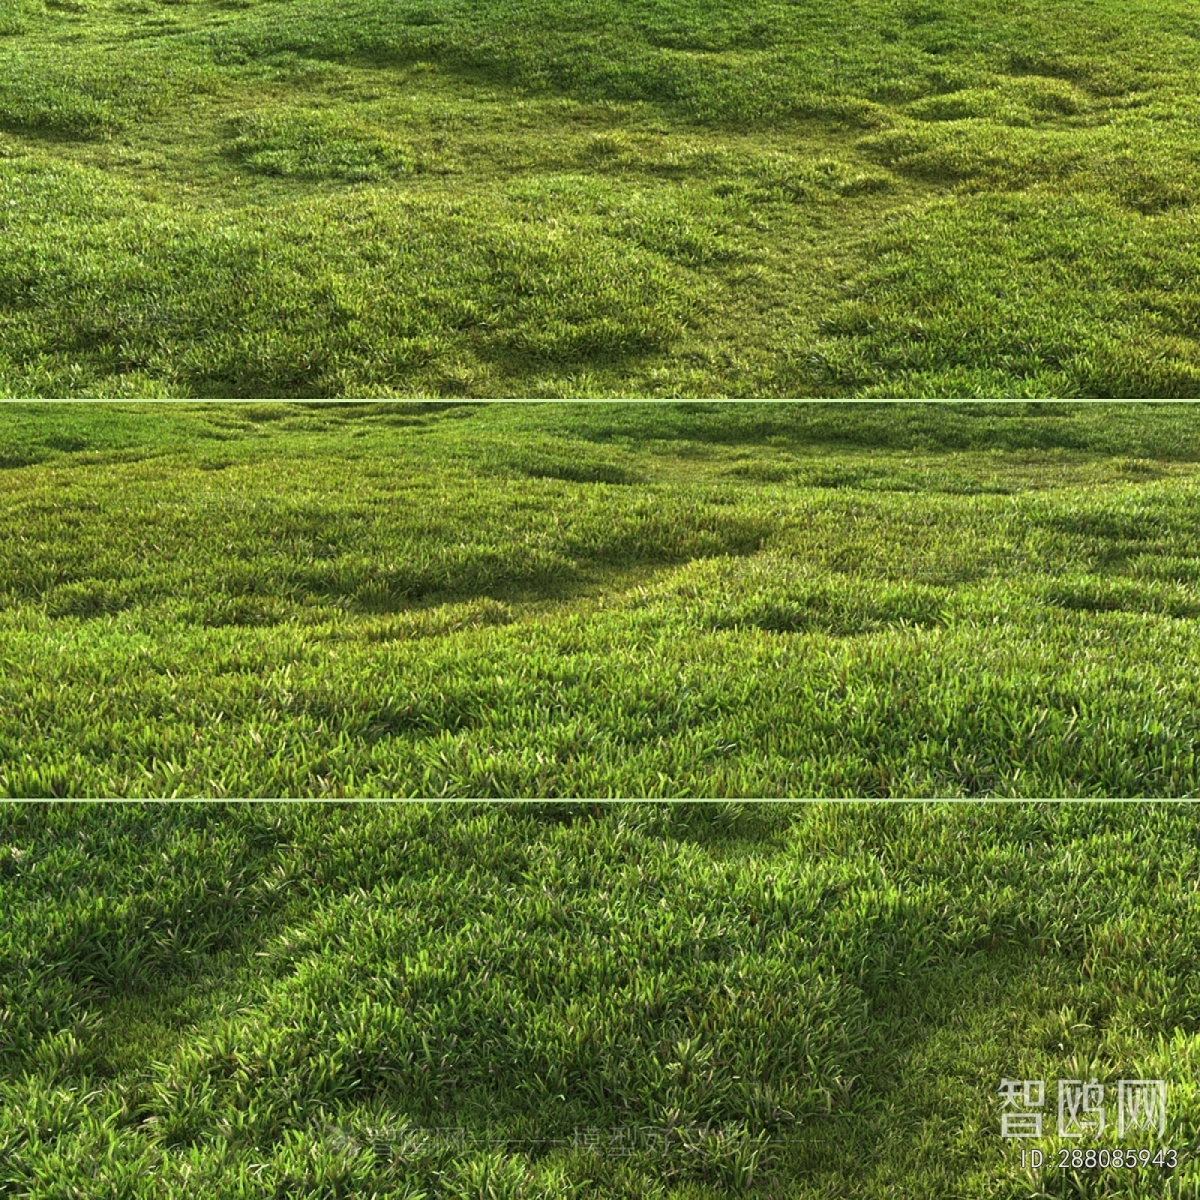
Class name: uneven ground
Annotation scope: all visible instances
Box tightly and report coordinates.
[3,0,1200,395]
[3,402,1200,1198]
[1,801,1198,1200]
[3,401,1200,797]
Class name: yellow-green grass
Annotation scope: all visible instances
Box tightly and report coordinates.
[4,401,1200,1198]
[3,400,1200,797]
[3,0,1200,394]
[2,800,1198,1198]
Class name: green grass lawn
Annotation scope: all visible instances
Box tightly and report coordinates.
[4,400,1200,798]
[2,801,1198,1198]
[4,0,1200,395]
[4,401,1200,1197]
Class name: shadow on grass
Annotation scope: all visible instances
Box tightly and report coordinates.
[780,946,1075,1195]
[545,402,1200,461]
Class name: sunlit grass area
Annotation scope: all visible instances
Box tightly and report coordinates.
[4,0,1200,395]
[4,401,1200,1198]
[2,801,1198,1199]
[3,400,1200,797]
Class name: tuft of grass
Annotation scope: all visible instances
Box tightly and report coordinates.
[809,194,1200,398]
[225,109,417,181]
[0,171,694,397]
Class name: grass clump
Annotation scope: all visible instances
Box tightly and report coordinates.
[810,194,1200,398]
[224,109,417,181]
[0,173,691,397]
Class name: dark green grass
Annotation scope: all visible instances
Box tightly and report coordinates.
[2,801,1198,1198]
[4,401,1200,797]
[4,0,1200,393]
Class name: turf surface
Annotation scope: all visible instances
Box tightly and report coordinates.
[4,0,1200,395]
[4,400,1200,1198]
[3,400,1200,797]
[2,801,1198,1198]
